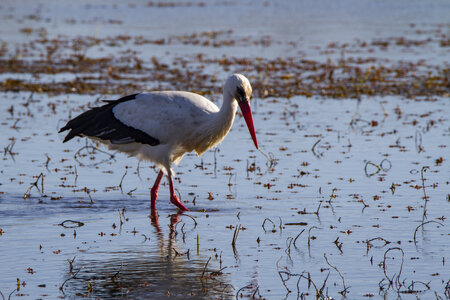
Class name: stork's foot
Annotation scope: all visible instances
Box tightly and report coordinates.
[166,169,189,211]
[170,195,189,211]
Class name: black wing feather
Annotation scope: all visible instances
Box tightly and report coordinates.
[59,93,160,146]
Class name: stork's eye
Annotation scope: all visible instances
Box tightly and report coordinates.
[236,86,246,102]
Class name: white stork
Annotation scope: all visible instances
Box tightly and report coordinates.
[60,74,258,211]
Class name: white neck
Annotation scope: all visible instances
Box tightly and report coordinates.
[219,89,238,124]
[212,90,238,144]
[194,89,237,156]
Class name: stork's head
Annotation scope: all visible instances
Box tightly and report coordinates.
[225,74,258,149]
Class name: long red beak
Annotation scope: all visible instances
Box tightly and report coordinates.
[238,101,258,149]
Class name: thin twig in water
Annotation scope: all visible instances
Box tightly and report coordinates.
[136,161,142,179]
[379,101,389,117]
[127,188,137,196]
[201,257,211,282]
[415,130,423,153]
[413,220,444,245]
[194,159,204,170]
[228,172,234,188]
[231,224,242,247]
[382,247,404,287]
[334,237,343,254]
[210,267,228,278]
[366,237,390,254]
[312,139,323,158]
[58,220,84,228]
[380,159,392,172]
[60,268,82,295]
[420,166,430,222]
[262,218,276,232]
[404,280,430,294]
[315,201,322,216]
[327,188,337,204]
[444,279,450,298]
[278,271,323,298]
[308,226,320,254]
[364,161,381,177]
[141,233,148,243]
[318,271,330,297]
[84,187,94,204]
[182,214,198,228]
[251,286,261,299]
[8,289,15,300]
[258,149,277,170]
[111,264,122,282]
[301,272,319,297]
[278,271,293,293]
[45,154,51,171]
[213,147,219,173]
[74,165,78,184]
[24,173,44,199]
[118,208,124,232]
[235,283,254,300]
[67,256,76,274]
[293,229,305,248]
[285,237,294,255]
[390,182,396,195]
[324,253,348,295]
[118,170,127,192]
[3,140,16,160]
[74,145,115,166]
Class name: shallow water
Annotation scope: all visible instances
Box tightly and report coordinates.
[1,1,449,299]
[1,91,448,298]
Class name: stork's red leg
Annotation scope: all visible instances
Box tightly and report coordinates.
[150,170,164,209]
[167,170,189,211]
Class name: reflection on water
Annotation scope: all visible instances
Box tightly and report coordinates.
[63,254,231,299]
[63,211,232,299]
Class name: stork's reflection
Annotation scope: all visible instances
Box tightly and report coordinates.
[150,208,181,238]
[61,209,231,299]
[150,209,184,261]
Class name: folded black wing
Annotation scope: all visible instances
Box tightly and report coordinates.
[59,94,160,146]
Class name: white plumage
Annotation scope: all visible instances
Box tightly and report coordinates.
[112,91,224,164]
[60,74,258,211]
